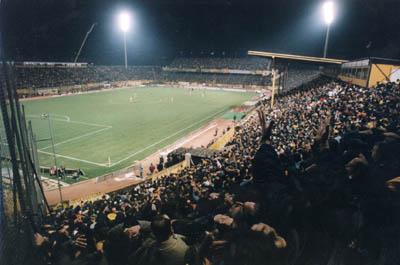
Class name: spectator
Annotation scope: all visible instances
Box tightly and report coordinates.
[33,76,400,265]
[149,163,155,175]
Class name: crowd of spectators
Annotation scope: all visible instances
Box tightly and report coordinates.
[162,57,272,87]
[151,152,185,173]
[169,57,271,71]
[164,58,323,89]
[15,66,160,89]
[14,59,322,93]
[160,71,271,87]
[284,68,321,91]
[33,76,400,265]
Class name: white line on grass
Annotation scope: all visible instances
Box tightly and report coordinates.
[64,120,112,128]
[109,108,228,167]
[39,126,112,151]
[27,113,113,150]
[161,123,217,154]
[27,113,71,122]
[27,114,111,128]
[35,107,227,168]
[37,150,108,167]
[48,114,70,122]
[28,114,113,167]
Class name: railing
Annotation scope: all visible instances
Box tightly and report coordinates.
[209,129,235,150]
[67,160,189,207]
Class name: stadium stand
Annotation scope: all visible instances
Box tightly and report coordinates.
[161,57,272,87]
[33,76,400,265]
[169,57,271,70]
[15,65,160,89]
[160,71,270,86]
[13,58,323,95]
[285,68,321,90]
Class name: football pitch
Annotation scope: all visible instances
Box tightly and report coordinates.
[23,86,254,182]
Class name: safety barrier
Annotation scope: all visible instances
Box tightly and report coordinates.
[68,192,104,207]
[209,128,235,150]
[67,160,189,206]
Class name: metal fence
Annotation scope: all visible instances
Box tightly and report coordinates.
[0,59,49,264]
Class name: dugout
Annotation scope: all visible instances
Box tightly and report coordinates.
[339,57,400,88]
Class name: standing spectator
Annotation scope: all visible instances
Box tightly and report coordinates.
[149,163,156,174]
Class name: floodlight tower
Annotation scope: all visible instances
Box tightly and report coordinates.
[322,1,335,58]
[118,11,132,69]
[74,23,97,63]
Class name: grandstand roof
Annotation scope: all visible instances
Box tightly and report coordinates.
[341,57,400,69]
[359,57,400,66]
[248,51,348,64]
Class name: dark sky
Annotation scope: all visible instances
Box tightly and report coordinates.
[2,0,400,65]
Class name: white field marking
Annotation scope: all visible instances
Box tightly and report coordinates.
[63,120,112,128]
[38,150,108,167]
[27,114,70,122]
[27,114,112,128]
[29,113,71,121]
[39,126,112,151]
[109,108,228,167]
[161,123,217,154]
[27,114,112,150]
[34,107,226,168]
[49,114,70,121]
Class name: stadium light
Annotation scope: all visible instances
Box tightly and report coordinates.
[322,1,335,58]
[117,11,132,69]
[118,11,131,33]
[322,1,335,25]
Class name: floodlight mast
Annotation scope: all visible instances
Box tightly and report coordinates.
[123,32,127,69]
[74,23,97,63]
[322,1,335,58]
[323,24,331,58]
[118,12,131,69]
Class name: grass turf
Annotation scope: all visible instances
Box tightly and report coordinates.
[23,86,253,183]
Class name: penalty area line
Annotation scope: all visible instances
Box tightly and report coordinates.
[39,126,112,151]
[27,114,111,128]
[38,150,108,167]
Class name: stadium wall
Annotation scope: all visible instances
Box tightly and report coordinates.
[369,64,400,87]
[339,75,368,87]
[339,58,400,88]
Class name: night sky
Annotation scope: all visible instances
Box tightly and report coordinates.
[2,0,400,65]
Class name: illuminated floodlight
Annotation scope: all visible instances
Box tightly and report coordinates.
[322,1,335,25]
[117,11,132,69]
[118,11,131,33]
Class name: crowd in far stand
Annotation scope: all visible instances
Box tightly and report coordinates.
[169,57,271,71]
[15,66,159,89]
[160,71,271,87]
[161,57,274,87]
[284,68,321,91]
[14,59,321,93]
[33,76,400,265]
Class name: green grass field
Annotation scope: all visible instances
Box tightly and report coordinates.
[23,86,253,182]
